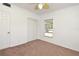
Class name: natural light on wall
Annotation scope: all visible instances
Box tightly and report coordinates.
[44,33,53,37]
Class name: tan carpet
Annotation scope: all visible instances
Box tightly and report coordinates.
[0,39,79,56]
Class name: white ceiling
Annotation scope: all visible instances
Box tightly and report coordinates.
[13,3,79,15]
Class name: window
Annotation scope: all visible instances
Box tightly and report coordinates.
[44,19,53,37]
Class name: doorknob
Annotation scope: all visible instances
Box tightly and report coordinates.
[8,32,10,34]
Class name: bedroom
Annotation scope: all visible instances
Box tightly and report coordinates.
[0,3,79,56]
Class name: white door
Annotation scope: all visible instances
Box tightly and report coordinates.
[0,5,10,49]
[10,9,27,47]
[27,18,37,41]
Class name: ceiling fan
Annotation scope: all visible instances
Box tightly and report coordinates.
[35,3,49,10]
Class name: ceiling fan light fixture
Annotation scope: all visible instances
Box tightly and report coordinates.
[43,3,49,9]
[38,3,43,10]
[35,3,49,10]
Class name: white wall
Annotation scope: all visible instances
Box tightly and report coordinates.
[26,17,38,42]
[10,4,38,47]
[0,4,38,49]
[37,5,79,51]
[1,3,79,52]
